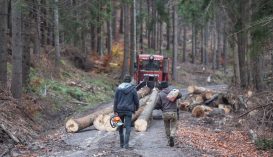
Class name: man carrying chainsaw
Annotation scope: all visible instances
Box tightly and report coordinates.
[155,81,182,147]
[114,75,139,149]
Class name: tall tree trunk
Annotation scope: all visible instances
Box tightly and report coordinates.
[159,22,163,55]
[139,0,143,52]
[40,0,47,46]
[107,0,113,55]
[34,0,41,63]
[204,23,208,65]
[112,1,117,41]
[182,25,186,62]
[11,0,22,99]
[216,8,221,69]
[232,40,241,86]
[119,5,124,34]
[212,21,217,70]
[253,55,264,91]
[271,53,273,74]
[223,25,227,72]
[54,0,60,76]
[166,8,171,50]
[200,28,204,64]
[22,12,31,88]
[191,22,196,64]
[121,3,130,78]
[172,5,177,81]
[232,0,249,88]
[0,0,8,89]
[130,0,136,76]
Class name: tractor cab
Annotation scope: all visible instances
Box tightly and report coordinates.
[134,54,169,90]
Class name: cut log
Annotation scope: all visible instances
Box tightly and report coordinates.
[132,94,151,121]
[179,100,191,111]
[195,95,204,103]
[187,85,211,94]
[137,86,151,99]
[134,88,159,132]
[93,113,117,132]
[218,104,232,114]
[192,105,213,118]
[65,106,113,133]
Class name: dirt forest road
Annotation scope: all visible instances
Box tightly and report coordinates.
[48,119,189,157]
[38,85,228,157]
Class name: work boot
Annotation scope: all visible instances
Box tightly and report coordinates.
[120,135,124,148]
[169,136,174,147]
[124,134,130,149]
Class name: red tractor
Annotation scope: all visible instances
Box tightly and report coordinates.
[134,54,169,90]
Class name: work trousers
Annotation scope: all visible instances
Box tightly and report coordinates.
[162,111,177,139]
[117,111,132,148]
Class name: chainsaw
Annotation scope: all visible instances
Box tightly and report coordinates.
[110,115,123,128]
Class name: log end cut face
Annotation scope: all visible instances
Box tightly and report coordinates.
[134,119,148,132]
[65,119,79,133]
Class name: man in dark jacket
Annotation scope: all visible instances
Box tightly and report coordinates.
[155,81,182,147]
[114,75,139,149]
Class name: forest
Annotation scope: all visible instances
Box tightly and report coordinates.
[0,0,273,156]
[0,0,273,99]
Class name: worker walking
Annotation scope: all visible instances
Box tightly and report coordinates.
[155,81,182,147]
[114,75,139,149]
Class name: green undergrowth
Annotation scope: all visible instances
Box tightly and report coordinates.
[29,60,117,112]
[255,138,273,150]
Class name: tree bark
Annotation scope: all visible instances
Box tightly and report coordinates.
[54,0,60,76]
[22,12,31,88]
[130,0,136,76]
[216,7,221,69]
[172,5,178,81]
[182,25,186,62]
[11,0,22,99]
[121,3,130,79]
[119,5,124,34]
[204,23,208,65]
[33,0,41,63]
[0,0,8,89]
[139,0,144,51]
[166,7,171,51]
[107,0,113,55]
[134,89,159,132]
[191,22,196,64]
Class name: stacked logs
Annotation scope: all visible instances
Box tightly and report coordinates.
[179,85,243,118]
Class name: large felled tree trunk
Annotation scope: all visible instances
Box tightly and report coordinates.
[0,0,8,89]
[134,89,159,132]
[11,0,22,99]
[66,106,113,133]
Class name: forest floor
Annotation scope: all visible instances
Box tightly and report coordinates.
[1,59,272,156]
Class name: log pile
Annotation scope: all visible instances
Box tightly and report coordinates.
[65,87,151,133]
[179,85,250,118]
